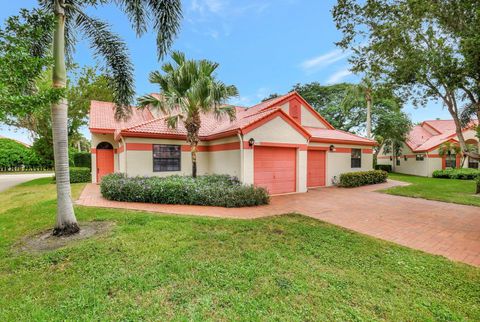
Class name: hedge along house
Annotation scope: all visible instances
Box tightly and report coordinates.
[377,120,479,176]
[89,92,375,194]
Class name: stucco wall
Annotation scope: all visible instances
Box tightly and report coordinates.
[246,115,306,144]
[124,137,209,177]
[300,104,326,128]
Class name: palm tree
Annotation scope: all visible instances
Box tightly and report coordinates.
[341,78,374,138]
[438,142,461,168]
[138,51,239,178]
[35,0,182,236]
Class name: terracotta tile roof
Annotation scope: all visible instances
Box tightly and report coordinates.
[406,120,478,152]
[305,127,376,145]
[89,92,373,145]
[89,100,154,131]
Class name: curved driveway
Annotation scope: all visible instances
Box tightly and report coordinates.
[0,173,53,193]
[77,180,480,267]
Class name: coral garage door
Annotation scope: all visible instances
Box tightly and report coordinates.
[254,146,296,194]
[307,150,326,187]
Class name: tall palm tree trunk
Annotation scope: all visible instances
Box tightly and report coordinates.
[365,88,372,139]
[51,0,79,236]
[185,113,201,178]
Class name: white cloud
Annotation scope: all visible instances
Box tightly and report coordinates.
[191,0,226,14]
[300,49,350,73]
[326,68,353,84]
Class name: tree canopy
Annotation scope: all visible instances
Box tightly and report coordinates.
[0,9,61,121]
[333,0,480,158]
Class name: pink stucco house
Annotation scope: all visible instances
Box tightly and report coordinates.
[89,92,375,194]
[378,119,479,176]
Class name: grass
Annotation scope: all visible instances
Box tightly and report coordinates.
[0,178,479,320]
[384,173,480,207]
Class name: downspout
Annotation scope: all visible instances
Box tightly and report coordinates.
[237,131,244,183]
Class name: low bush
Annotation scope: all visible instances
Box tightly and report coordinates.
[100,174,270,207]
[73,152,92,168]
[375,164,392,172]
[54,167,91,183]
[339,170,388,188]
[476,176,480,194]
[432,168,480,180]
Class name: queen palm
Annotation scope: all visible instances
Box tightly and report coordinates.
[35,0,181,236]
[138,51,239,178]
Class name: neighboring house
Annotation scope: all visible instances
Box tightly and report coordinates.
[89,92,375,194]
[377,119,479,176]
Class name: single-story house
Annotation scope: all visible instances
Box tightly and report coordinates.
[89,92,375,194]
[377,119,479,176]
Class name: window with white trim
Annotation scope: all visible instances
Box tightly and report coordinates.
[153,144,181,172]
[416,154,424,161]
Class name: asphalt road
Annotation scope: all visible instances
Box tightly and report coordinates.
[0,173,54,193]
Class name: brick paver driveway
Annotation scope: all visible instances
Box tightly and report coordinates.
[77,180,480,267]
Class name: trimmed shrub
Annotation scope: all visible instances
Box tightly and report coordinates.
[375,164,392,172]
[339,170,388,188]
[73,152,92,168]
[432,168,480,180]
[100,174,270,207]
[54,167,91,183]
[476,176,480,194]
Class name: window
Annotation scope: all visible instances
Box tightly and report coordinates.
[404,156,408,161]
[396,158,401,166]
[445,155,456,168]
[468,157,479,169]
[351,148,361,168]
[416,154,424,161]
[153,144,181,172]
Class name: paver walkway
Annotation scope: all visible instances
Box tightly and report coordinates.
[77,180,480,267]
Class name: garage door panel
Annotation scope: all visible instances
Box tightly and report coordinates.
[254,146,296,194]
[307,150,326,187]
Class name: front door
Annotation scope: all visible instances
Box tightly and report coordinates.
[96,142,114,183]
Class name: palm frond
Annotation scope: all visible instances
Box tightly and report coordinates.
[115,0,147,36]
[73,8,134,120]
[145,0,182,59]
[165,114,182,129]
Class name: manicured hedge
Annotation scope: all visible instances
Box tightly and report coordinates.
[73,152,91,168]
[375,164,392,172]
[476,176,480,194]
[54,167,91,183]
[432,168,480,180]
[339,170,388,188]
[100,174,270,208]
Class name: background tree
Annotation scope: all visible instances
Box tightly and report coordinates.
[3,1,182,236]
[333,0,480,160]
[291,82,366,132]
[340,78,375,138]
[138,51,238,178]
[0,9,60,121]
[373,108,411,159]
[5,66,114,165]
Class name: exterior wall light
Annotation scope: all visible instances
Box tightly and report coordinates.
[390,156,393,161]
[329,144,336,152]
[248,138,255,147]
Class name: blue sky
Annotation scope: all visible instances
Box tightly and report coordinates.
[0,0,450,144]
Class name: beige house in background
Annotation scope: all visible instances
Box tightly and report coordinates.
[377,120,479,176]
[89,92,375,194]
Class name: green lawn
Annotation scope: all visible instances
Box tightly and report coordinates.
[384,173,480,207]
[0,179,479,320]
